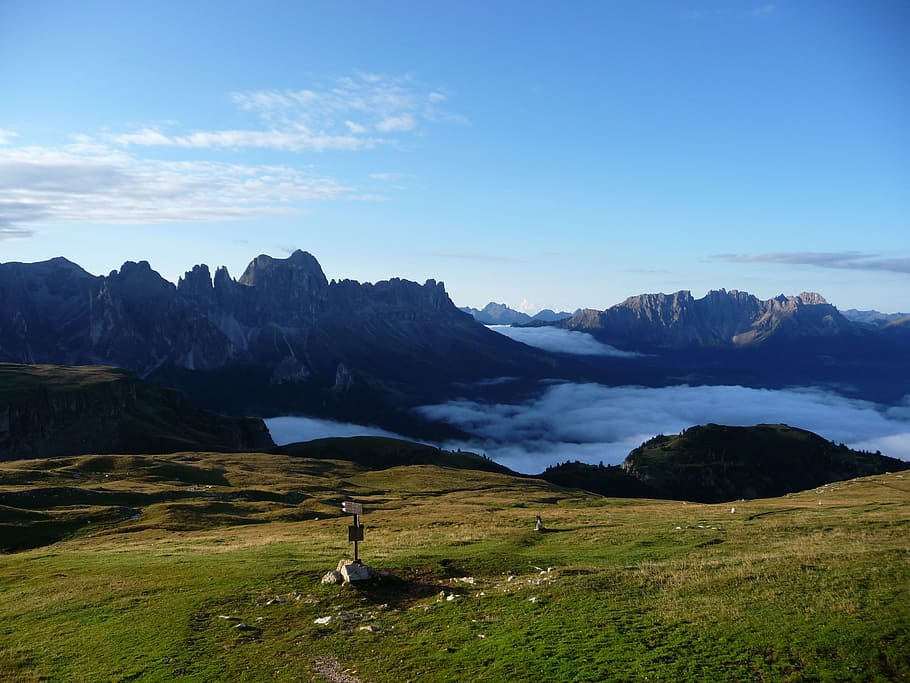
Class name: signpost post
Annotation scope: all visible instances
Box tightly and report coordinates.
[341,501,365,563]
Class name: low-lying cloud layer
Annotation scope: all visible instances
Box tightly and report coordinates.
[419,383,910,473]
[266,384,910,476]
[488,325,640,357]
[266,416,404,444]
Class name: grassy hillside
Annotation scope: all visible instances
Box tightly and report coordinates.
[0,363,272,459]
[274,435,513,474]
[1,450,908,681]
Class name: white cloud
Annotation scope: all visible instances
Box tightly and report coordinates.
[0,129,18,145]
[106,127,373,152]
[376,113,418,133]
[0,142,359,235]
[488,325,642,357]
[418,383,910,473]
[106,74,461,152]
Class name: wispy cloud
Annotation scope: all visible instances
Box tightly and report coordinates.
[106,126,373,152]
[109,73,463,152]
[2,72,462,239]
[0,142,358,237]
[418,383,910,473]
[714,251,910,275]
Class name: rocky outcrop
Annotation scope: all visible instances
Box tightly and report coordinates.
[0,364,273,460]
[559,289,857,349]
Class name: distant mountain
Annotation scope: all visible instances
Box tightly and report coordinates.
[556,289,858,349]
[539,423,908,503]
[460,302,574,325]
[841,309,910,328]
[0,363,273,460]
[0,252,554,430]
[530,308,577,322]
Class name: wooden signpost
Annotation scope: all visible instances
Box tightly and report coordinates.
[341,500,365,563]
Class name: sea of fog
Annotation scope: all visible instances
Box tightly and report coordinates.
[266,383,910,474]
[265,326,910,474]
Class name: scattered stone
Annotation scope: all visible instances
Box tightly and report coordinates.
[358,625,378,633]
[458,576,476,584]
[312,656,365,683]
[730,507,737,513]
[233,623,250,630]
[265,597,287,605]
[339,612,358,621]
[507,575,515,582]
[478,633,486,639]
[314,616,334,625]
[528,596,538,603]
[446,594,457,601]
[217,615,240,620]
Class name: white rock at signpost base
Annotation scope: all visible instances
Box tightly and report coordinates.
[321,570,343,585]
[340,562,373,583]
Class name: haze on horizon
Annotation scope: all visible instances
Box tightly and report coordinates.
[0,1,907,313]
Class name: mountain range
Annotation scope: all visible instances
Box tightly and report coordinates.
[2,252,908,428]
[0,252,554,432]
[553,289,860,348]
[459,302,575,325]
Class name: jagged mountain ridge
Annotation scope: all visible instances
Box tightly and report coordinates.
[555,288,857,349]
[0,252,553,424]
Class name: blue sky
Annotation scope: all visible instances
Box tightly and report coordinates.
[1,1,908,312]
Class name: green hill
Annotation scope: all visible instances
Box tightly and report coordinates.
[622,423,908,502]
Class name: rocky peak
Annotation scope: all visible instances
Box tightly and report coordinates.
[177,264,214,299]
[238,250,327,289]
[797,292,828,305]
[105,260,175,305]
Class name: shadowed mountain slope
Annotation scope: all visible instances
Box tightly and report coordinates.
[0,363,273,460]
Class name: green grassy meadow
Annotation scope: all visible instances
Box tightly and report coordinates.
[1,451,908,682]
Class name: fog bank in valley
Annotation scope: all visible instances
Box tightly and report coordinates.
[420,383,910,474]
[267,384,910,475]
[487,325,640,357]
